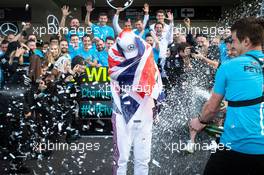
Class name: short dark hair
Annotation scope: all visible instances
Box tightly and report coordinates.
[49,34,59,42]
[82,34,92,41]
[177,42,190,52]
[105,36,114,42]
[26,39,36,45]
[99,12,108,17]
[60,39,68,43]
[145,33,152,38]
[135,16,142,23]
[231,17,264,46]
[1,39,9,45]
[196,33,208,39]
[70,34,78,39]
[156,9,165,15]
[154,22,164,28]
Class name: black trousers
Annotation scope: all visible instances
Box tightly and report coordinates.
[204,148,264,175]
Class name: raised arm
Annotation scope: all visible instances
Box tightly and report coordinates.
[183,18,197,46]
[193,52,219,69]
[113,7,124,34]
[60,5,71,28]
[190,93,224,132]
[12,22,31,42]
[183,18,191,32]
[85,1,94,27]
[142,3,149,29]
[166,12,174,44]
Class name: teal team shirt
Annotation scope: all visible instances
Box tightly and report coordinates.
[92,49,109,67]
[80,48,96,66]
[213,50,264,154]
[68,43,83,59]
[133,28,150,40]
[80,47,95,59]
[153,48,160,64]
[91,24,114,41]
[219,42,229,63]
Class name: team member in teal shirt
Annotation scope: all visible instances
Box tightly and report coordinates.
[60,5,91,42]
[92,39,109,67]
[190,17,264,174]
[68,34,83,59]
[80,34,97,67]
[86,3,114,42]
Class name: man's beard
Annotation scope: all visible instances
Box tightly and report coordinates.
[97,48,103,51]
[156,31,162,37]
[99,22,106,26]
[61,48,68,54]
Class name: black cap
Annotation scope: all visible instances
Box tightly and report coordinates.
[5,41,21,57]
[71,55,85,69]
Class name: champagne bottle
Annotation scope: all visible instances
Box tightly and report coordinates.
[204,124,224,138]
[220,101,225,108]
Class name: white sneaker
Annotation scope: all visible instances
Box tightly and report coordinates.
[183,140,195,153]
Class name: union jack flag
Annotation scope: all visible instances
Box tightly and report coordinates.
[108,30,164,123]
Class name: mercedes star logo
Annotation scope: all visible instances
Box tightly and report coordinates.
[0,23,18,36]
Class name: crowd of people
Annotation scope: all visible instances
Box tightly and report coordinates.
[0,1,240,174]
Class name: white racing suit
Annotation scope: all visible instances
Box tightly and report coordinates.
[108,29,163,175]
[112,95,154,175]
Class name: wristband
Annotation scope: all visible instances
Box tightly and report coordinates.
[197,113,208,125]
